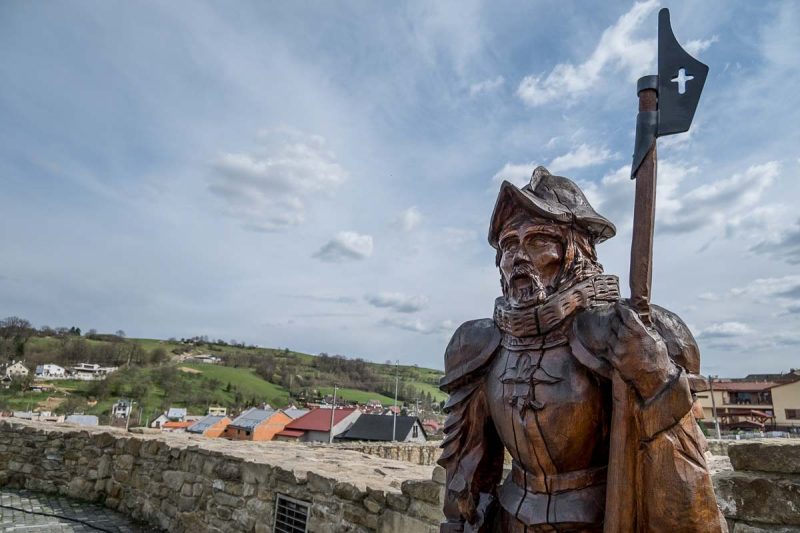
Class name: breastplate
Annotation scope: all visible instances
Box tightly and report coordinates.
[485,333,612,527]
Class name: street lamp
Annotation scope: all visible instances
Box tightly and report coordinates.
[708,375,721,440]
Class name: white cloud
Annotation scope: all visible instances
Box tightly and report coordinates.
[469,75,504,97]
[380,316,454,335]
[491,162,534,187]
[517,0,659,106]
[209,130,347,232]
[549,144,616,171]
[365,292,428,313]
[313,231,374,262]
[731,275,800,299]
[685,35,719,56]
[697,321,753,338]
[751,217,800,265]
[397,206,423,232]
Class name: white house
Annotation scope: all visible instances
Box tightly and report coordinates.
[35,364,66,378]
[112,399,133,419]
[5,362,29,378]
[73,363,118,380]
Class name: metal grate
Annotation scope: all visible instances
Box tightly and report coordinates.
[274,494,310,533]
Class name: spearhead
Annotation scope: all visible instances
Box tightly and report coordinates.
[631,8,709,177]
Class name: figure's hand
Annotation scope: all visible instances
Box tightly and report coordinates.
[575,301,678,400]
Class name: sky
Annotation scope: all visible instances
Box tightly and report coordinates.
[1,1,798,376]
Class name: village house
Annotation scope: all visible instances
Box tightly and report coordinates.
[5,361,29,378]
[696,371,800,432]
[34,364,66,378]
[207,406,227,417]
[339,414,427,443]
[111,399,133,419]
[275,407,361,442]
[65,414,99,426]
[283,407,310,420]
[187,415,231,437]
[161,421,193,432]
[72,363,117,380]
[222,408,292,441]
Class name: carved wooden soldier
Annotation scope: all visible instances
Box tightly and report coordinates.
[438,167,726,532]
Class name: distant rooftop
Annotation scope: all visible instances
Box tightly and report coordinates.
[229,408,278,430]
[285,408,358,432]
[187,415,228,434]
[341,414,424,442]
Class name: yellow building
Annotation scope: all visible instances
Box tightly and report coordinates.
[696,373,800,431]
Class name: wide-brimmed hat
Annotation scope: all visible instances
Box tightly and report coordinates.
[489,166,616,248]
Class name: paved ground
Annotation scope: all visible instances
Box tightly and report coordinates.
[0,489,160,532]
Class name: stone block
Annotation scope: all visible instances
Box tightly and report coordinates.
[401,479,443,505]
[432,466,446,485]
[343,502,379,529]
[379,509,438,533]
[408,499,445,523]
[729,441,800,474]
[163,470,184,491]
[386,492,409,512]
[714,470,800,525]
[363,497,382,514]
[308,471,336,494]
[334,481,366,502]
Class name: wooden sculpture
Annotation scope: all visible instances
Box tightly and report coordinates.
[438,167,726,532]
[438,10,724,532]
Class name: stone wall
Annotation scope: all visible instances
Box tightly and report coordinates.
[0,419,444,533]
[331,441,442,466]
[2,420,798,532]
[714,440,800,532]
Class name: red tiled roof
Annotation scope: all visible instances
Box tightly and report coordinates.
[275,429,304,438]
[284,408,358,431]
[713,381,777,392]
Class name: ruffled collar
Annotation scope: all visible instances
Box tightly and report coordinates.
[493,274,620,342]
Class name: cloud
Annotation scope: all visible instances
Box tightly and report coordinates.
[697,321,753,339]
[549,144,616,171]
[731,275,800,298]
[365,292,428,313]
[313,231,374,262]
[469,76,504,97]
[517,0,659,106]
[751,217,800,264]
[685,35,719,56]
[380,316,454,335]
[209,130,347,232]
[585,161,780,236]
[491,162,534,187]
[397,206,423,232]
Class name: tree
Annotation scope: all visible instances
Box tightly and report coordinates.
[0,316,34,360]
[115,330,126,338]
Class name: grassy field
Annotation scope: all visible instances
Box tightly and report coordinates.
[316,387,396,405]
[180,363,291,406]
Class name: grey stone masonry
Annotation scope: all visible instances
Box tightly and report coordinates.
[714,440,800,532]
[0,419,444,532]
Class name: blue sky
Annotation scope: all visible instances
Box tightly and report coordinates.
[1,1,798,376]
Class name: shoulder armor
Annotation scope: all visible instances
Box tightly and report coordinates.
[439,319,501,393]
[651,304,700,376]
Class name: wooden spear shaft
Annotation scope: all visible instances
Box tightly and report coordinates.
[629,87,658,326]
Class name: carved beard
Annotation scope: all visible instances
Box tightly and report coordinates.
[502,263,549,308]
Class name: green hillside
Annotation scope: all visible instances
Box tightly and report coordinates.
[1,330,446,423]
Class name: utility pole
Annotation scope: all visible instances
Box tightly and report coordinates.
[328,385,338,444]
[125,401,136,431]
[709,375,722,440]
[392,360,399,442]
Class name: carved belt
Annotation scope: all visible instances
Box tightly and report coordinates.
[511,462,607,494]
[494,275,620,338]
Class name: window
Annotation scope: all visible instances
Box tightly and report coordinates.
[274,494,309,533]
[786,409,800,420]
[412,425,419,438]
[245,430,251,436]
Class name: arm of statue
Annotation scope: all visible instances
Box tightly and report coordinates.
[574,301,728,532]
[438,320,504,533]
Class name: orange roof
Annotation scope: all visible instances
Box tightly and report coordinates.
[162,421,193,429]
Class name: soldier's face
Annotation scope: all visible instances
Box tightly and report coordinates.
[498,217,565,306]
